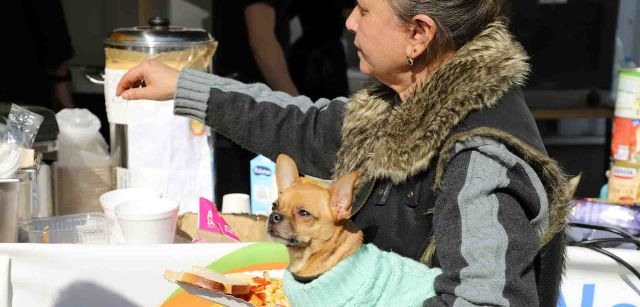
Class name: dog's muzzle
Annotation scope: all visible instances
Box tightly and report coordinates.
[284,236,302,247]
[267,213,302,247]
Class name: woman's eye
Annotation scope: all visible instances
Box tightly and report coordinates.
[298,209,311,217]
[357,5,367,16]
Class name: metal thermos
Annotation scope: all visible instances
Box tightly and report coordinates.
[104,17,217,179]
[0,177,21,242]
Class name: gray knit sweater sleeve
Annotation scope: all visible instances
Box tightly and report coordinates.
[174,68,347,179]
[425,137,544,306]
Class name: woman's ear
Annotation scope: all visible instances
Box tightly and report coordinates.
[405,14,438,60]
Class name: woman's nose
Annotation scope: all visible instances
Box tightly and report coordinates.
[345,7,358,34]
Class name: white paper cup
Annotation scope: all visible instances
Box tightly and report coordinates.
[115,198,179,244]
[221,193,250,214]
[99,188,161,243]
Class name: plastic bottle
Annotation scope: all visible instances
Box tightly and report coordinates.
[249,155,277,216]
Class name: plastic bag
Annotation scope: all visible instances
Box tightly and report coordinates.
[0,122,20,178]
[55,109,110,168]
[6,104,44,149]
[0,122,6,144]
[0,105,41,178]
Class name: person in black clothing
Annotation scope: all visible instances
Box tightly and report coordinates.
[213,0,297,92]
[210,0,355,205]
[211,0,297,206]
[0,0,75,111]
[289,0,353,100]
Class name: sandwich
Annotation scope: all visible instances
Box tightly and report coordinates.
[164,267,289,307]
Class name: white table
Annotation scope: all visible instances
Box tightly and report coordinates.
[0,242,288,307]
[0,244,638,307]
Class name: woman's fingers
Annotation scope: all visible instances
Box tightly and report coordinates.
[115,60,178,101]
[116,63,147,97]
[120,87,153,100]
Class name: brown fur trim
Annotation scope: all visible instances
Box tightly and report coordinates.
[334,22,530,184]
[434,127,572,248]
[420,240,437,267]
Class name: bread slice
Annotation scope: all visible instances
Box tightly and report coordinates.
[164,268,251,295]
[164,270,225,292]
[192,266,251,294]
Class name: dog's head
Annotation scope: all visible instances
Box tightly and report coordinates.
[266,154,359,251]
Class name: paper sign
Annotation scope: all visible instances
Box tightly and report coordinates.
[199,198,240,241]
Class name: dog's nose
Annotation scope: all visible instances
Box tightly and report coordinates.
[269,212,283,224]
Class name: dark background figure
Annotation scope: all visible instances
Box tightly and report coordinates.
[213,0,295,87]
[0,0,75,111]
[211,0,296,206]
[289,0,353,100]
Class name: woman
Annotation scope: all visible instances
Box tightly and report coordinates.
[117,0,571,305]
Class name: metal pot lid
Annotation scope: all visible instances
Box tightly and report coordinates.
[105,17,215,48]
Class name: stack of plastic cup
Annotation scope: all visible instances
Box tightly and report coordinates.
[221,193,251,214]
[115,198,180,244]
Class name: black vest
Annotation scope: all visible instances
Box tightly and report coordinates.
[351,87,564,306]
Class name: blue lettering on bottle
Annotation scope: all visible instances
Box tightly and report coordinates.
[253,166,273,176]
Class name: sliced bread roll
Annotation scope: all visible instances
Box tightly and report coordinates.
[164,270,225,292]
[192,266,251,294]
[164,268,251,295]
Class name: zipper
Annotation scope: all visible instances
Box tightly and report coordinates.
[350,178,377,218]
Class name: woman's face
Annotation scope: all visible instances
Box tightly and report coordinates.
[346,0,410,83]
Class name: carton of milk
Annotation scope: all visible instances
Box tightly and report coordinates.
[250,155,278,216]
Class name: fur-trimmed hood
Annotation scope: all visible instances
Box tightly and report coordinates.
[333,22,530,182]
[334,22,572,250]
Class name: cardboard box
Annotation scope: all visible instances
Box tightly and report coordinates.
[221,213,267,242]
[177,212,266,243]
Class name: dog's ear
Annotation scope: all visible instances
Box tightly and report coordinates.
[329,172,359,220]
[276,154,300,194]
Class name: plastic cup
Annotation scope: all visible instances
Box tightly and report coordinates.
[221,193,250,214]
[99,188,162,219]
[99,188,162,243]
[115,198,179,244]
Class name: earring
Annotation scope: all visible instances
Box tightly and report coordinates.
[407,56,414,66]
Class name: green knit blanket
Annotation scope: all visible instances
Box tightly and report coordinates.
[283,243,441,306]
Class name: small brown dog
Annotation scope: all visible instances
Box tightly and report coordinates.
[267,154,440,307]
[267,154,362,277]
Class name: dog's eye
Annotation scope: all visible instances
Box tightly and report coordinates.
[298,209,311,217]
[272,201,278,211]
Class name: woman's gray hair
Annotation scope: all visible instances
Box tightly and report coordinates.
[389,0,507,52]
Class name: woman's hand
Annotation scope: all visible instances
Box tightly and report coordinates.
[116,59,179,101]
